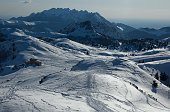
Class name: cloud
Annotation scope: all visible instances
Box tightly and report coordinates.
[21,0,32,4]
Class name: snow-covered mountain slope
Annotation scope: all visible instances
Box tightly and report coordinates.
[128,48,170,86]
[0,30,170,112]
[1,8,170,41]
[59,20,119,45]
[6,8,122,39]
[116,23,136,33]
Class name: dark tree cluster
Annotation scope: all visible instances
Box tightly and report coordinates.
[138,60,144,63]
[154,71,169,82]
[152,80,158,88]
[119,38,168,51]
[0,64,3,72]
[36,34,168,52]
[160,72,169,81]
[66,36,168,52]
[155,72,159,80]
[0,48,9,62]
[0,32,6,42]
[0,41,18,62]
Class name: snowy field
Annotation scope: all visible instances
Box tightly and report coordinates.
[0,31,170,112]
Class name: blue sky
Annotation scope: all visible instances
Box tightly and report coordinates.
[0,0,170,28]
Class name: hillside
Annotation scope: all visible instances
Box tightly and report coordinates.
[128,48,170,86]
[0,30,170,112]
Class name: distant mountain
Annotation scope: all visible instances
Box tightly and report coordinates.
[9,8,122,39]
[125,29,158,39]
[159,27,170,32]
[0,8,170,41]
[139,27,170,38]
[116,23,170,39]
[11,8,108,24]
[116,23,158,39]
[139,28,164,36]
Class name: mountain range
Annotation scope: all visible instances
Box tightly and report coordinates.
[0,8,170,40]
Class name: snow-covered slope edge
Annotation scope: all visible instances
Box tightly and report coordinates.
[128,48,170,87]
[0,31,170,112]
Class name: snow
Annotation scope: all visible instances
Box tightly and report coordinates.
[128,48,170,86]
[163,37,170,42]
[23,21,36,26]
[117,26,124,31]
[0,8,169,112]
[0,30,170,112]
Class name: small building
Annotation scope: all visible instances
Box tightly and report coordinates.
[26,58,42,66]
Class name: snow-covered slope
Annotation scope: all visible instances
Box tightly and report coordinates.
[59,20,119,45]
[0,30,170,112]
[116,23,136,33]
[163,37,170,43]
[6,8,122,39]
[128,48,170,86]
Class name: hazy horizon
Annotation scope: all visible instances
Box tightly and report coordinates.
[109,18,170,29]
[0,0,170,29]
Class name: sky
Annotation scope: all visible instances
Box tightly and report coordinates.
[0,0,170,28]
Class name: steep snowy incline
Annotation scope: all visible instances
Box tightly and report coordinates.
[0,32,170,112]
[128,48,170,86]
